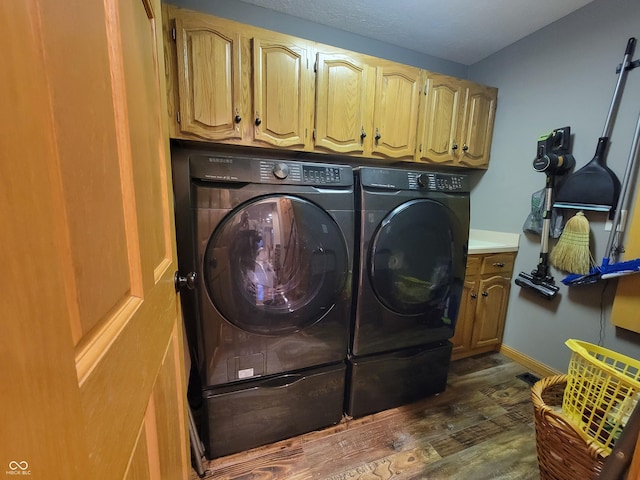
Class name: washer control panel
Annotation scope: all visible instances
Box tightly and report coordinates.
[259,161,347,185]
[189,154,352,186]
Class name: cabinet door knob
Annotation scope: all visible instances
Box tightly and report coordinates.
[375,128,381,141]
[492,262,505,268]
[452,142,458,151]
[255,117,262,126]
[462,144,469,152]
[360,127,367,140]
[482,291,488,297]
[174,271,197,292]
[235,114,242,123]
[470,292,477,299]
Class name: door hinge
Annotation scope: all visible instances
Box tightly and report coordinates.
[176,111,181,123]
[312,129,316,140]
[171,26,176,41]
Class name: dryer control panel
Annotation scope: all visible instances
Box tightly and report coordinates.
[408,172,467,192]
[359,166,469,192]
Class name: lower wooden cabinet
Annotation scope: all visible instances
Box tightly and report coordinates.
[451,252,515,360]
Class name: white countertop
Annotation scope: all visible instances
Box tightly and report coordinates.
[468,229,520,254]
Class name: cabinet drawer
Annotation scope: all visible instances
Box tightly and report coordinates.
[465,255,481,276]
[480,253,515,275]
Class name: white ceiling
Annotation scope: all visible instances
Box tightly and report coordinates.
[236,0,596,65]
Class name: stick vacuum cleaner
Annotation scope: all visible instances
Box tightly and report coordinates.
[515,127,575,299]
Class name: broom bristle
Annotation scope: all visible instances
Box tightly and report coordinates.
[550,211,593,275]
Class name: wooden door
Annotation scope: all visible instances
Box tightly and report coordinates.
[470,276,510,349]
[371,64,421,159]
[459,83,497,168]
[174,12,244,142]
[416,73,464,164]
[315,52,372,154]
[253,37,312,149]
[2,1,189,479]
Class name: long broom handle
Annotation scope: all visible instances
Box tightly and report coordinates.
[605,108,640,263]
[601,38,636,139]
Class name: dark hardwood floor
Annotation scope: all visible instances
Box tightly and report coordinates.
[191,352,541,480]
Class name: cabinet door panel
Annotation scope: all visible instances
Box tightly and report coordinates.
[253,38,310,148]
[372,65,420,158]
[459,84,497,168]
[451,277,478,356]
[175,18,242,140]
[315,53,370,154]
[418,74,464,164]
[471,276,510,349]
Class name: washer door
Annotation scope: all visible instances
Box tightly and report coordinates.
[369,198,463,316]
[203,195,349,335]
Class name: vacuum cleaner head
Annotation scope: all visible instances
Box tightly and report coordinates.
[515,271,559,299]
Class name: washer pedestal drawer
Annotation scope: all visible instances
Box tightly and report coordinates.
[203,362,346,458]
[346,342,452,418]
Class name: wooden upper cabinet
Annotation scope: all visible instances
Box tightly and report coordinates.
[417,72,464,164]
[458,82,497,168]
[417,73,497,168]
[314,53,420,159]
[164,7,498,166]
[252,38,312,149]
[314,52,372,154]
[174,15,244,141]
[371,63,421,158]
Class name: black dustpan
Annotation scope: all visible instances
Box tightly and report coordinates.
[553,137,621,211]
[554,37,636,213]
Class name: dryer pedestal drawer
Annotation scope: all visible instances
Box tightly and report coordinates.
[204,362,346,458]
[346,342,452,418]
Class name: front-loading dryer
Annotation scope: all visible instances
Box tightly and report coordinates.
[348,166,470,417]
[171,144,354,457]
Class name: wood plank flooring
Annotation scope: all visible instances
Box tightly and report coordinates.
[191,353,542,480]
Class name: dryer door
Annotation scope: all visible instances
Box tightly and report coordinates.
[203,194,349,335]
[369,198,466,317]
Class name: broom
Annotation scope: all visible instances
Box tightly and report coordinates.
[549,211,593,274]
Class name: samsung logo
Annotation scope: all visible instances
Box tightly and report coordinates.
[207,157,233,164]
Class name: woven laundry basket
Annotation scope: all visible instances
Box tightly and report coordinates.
[531,374,606,480]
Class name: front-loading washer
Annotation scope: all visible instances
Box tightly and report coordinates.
[347,165,470,417]
[171,144,354,457]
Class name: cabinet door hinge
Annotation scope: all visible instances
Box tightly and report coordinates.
[176,111,181,124]
[171,26,176,41]
[312,129,316,140]
[313,61,317,73]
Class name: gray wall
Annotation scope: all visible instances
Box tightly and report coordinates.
[167,0,640,371]
[166,0,467,77]
[468,0,640,371]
